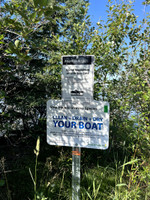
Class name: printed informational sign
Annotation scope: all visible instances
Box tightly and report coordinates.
[47,100,109,149]
[62,55,94,100]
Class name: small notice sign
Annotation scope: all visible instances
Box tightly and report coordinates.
[47,100,109,149]
[61,55,94,101]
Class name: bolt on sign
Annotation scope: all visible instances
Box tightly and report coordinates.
[47,55,110,149]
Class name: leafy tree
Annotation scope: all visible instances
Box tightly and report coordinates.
[0,0,60,134]
[0,0,92,137]
[90,0,150,196]
[90,0,150,165]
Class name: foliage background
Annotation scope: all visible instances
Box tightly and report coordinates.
[0,0,150,199]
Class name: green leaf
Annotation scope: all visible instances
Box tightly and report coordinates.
[143,94,149,100]
[47,0,53,7]
[33,0,40,7]
[122,159,140,167]
[15,40,20,48]
[5,49,12,54]
[86,191,92,200]
[41,0,48,7]
[24,55,32,61]
[9,42,15,51]
[29,168,35,185]
[30,12,36,20]
[0,180,5,187]
[38,10,43,17]
[0,35,4,40]
[116,183,127,187]
[44,10,53,17]
[80,7,85,14]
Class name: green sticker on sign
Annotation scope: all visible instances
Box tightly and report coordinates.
[104,105,108,113]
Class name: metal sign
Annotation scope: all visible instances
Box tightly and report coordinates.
[47,99,109,149]
[47,55,110,200]
[61,55,94,101]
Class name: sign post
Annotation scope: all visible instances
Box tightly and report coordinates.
[47,55,110,200]
[72,147,81,200]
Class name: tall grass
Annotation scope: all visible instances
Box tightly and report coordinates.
[29,137,47,200]
[0,157,12,200]
[28,140,149,200]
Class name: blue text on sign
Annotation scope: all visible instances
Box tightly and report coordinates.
[53,120,103,130]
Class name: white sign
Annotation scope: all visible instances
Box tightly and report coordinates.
[62,55,94,100]
[47,100,109,149]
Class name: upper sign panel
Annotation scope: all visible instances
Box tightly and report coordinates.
[62,55,94,100]
[62,55,94,65]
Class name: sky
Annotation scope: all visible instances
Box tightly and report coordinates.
[88,0,149,26]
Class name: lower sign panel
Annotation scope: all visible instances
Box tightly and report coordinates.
[47,100,109,149]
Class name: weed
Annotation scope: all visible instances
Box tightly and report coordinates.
[0,157,12,200]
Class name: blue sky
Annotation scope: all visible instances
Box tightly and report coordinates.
[88,0,148,25]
